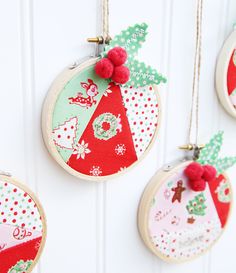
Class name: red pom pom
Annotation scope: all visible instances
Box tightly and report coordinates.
[95,58,114,79]
[202,165,217,181]
[111,65,130,84]
[107,47,128,66]
[184,162,204,180]
[189,179,206,191]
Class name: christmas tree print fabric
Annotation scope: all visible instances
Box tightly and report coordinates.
[147,163,231,262]
[0,179,45,273]
[52,65,160,178]
[227,49,236,108]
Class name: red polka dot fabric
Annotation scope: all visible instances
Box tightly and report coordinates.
[50,64,161,179]
[0,179,44,273]
[0,181,42,231]
[121,85,159,157]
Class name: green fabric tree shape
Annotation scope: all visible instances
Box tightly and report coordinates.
[197,131,236,174]
[186,193,207,216]
[102,23,167,88]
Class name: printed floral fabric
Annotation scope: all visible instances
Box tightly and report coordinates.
[50,23,166,177]
[148,166,231,261]
[207,174,231,227]
[52,67,109,163]
[8,260,33,273]
[0,224,41,253]
[52,68,160,177]
[67,84,138,176]
[0,237,41,273]
[0,180,44,273]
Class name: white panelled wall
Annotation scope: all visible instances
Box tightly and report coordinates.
[0,0,236,272]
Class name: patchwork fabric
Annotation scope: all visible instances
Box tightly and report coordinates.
[49,23,166,178]
[52,66,160,178]
[67,84,138,176]
[0,237,42,273]
[0,179,44,273]
[148,165,231,261]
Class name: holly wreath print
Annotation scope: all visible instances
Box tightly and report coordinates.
[145,132,236,262]
[50,23,166,179]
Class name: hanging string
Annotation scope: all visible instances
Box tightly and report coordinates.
[87,0,110,48]
[187,0,203,145]
[102,0,110,43]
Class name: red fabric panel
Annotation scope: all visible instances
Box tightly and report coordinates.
[0,236,42,273]
[227,49,236,96]
[67,84,137,176]
[207,175,231,228]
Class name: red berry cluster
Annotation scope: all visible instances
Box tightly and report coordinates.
[184,162,217,191]
[95,47,130,84]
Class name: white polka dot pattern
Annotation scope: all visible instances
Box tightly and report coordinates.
[121,85,159,157]
[0,180,43,232]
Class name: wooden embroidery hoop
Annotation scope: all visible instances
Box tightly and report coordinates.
[0,174,47,273]
[216,28,236,119]
[41,57,162,182]
[138,159,232,263]
[138,0,233,261]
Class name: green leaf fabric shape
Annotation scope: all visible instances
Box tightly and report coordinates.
[101,23,167,87]
[124,59,166,88]
[197,131,236,174]
[102,23,148,59]
[213,157,236,174]
[197,131,223,165]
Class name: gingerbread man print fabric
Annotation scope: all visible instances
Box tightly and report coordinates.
[148,164,231,261]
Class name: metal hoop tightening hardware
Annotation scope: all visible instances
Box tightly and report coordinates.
[0,170,12,177]
[87,35,111,56]
[179,144,205,160]
[87,36,111,45]
[87,0,111,45]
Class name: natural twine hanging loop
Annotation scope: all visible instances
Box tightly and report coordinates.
[87,0,110,44]
[187,0,203,145]
[102,0,110,42]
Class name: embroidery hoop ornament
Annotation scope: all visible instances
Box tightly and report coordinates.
[42,1,166,181]
[138,136,234,263]
[216,24,236,118]
[138,0,236,263]
[0,171,47,273]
